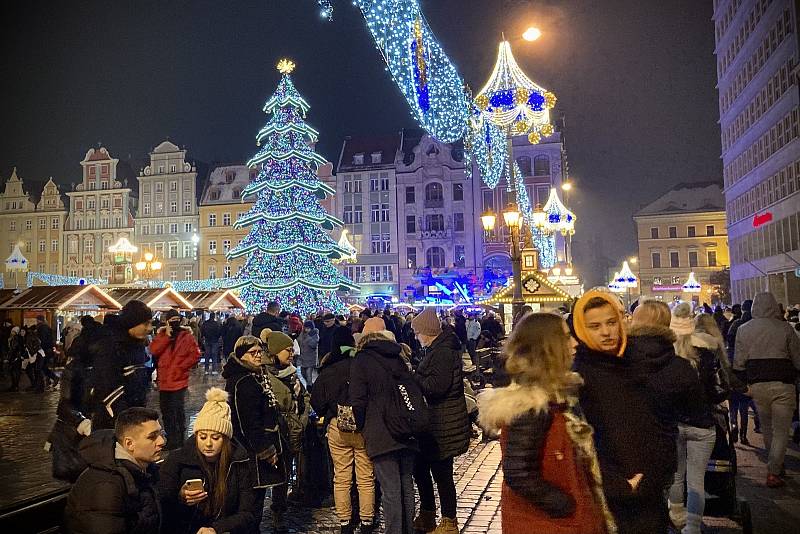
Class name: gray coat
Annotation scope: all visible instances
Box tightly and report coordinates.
[298,328,319,368]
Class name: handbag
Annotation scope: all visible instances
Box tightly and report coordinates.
[47,418,87,482]
[336,404,358,432]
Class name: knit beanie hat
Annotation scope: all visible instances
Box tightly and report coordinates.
[193,387,233,438]
[362,317,388,336]
[670,302,695,336]
[411,307,442,337]
[234,335,261,359]
[163,309,181,322]
[118,300,153,330]
[260,328,294,355]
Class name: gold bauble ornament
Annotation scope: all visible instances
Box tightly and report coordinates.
[514,120,529,134]
[544,91,557,109]
[541,123,554,136]
[528,132,541,145]
[475,94,490,110]
[515,88,530,106]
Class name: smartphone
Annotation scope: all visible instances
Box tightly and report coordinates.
[184,479,204,492]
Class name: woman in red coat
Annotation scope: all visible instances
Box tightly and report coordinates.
[478,313,615,534]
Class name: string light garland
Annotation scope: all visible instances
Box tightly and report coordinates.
[229,60,358,314]
[26,272,107,287]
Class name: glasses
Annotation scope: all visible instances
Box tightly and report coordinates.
[244,348,263,357]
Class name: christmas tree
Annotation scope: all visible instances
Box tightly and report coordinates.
[228,59,357,314]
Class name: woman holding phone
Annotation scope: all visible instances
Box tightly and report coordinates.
[158,387,260,534]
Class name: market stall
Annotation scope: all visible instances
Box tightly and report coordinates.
[182,290,245,314]
[108,286,193,313]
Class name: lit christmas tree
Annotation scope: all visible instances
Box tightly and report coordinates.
[228,59,357,314]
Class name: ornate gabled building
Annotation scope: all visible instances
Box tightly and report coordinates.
[63,147,137,280]
[0,168,67,286]
[134,140,200,282]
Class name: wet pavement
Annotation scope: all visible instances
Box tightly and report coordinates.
[0,367,798,532]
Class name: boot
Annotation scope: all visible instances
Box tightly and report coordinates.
[359,521,375,534]
[413,510,437,533]
[432,517,459,534]
[668,500,687,530]
[338,521,355,534]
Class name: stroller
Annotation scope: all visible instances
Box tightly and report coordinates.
[473,330,505,388]
[702,404,753,533]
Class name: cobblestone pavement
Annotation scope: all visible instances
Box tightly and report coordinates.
[1,368,798,533]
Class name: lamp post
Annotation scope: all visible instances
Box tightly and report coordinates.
[135,251,162,281]
[481,204,524,316]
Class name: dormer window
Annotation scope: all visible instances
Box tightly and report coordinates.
[226,171,235,184]
[371,152,382,164]
[353,153,364,165]
[210,190,220,201]
[425,145,439,157]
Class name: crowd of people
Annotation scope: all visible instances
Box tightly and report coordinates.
[5,290,798,533]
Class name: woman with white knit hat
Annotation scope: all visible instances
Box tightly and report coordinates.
[158,387,261,534]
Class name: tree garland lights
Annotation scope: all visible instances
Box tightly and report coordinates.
[229,61,357,314]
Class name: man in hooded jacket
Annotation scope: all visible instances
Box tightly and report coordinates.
[734,292,800,487]
[727,299,759,443]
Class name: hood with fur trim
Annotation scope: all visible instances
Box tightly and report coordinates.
[477,383,551,432]
[627,323,677,343]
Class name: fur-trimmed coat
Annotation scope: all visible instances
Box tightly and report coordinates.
[479,381,615,534]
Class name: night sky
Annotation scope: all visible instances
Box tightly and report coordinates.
[0,0,721,285]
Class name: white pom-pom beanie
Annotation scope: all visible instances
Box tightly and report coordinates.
[193,387,233,438]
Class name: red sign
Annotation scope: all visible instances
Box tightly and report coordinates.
[753,211,773,227]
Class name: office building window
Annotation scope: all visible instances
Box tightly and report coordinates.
[209,240,217,255]
[380,203,389,222]
[453,183,464,201]
[650,227,659,239]
[407,247,417,269]
[370,174,379,191]
[406,215,416,234]
[707,251,717,267]
[687,226,696,237]
[208,214,216,227]
[454,213,465,232]
[454,244,466,267]
[354,206,363,223]
[688,250,698,267]
[380,174,390,190]
[706,225,715,236]
[371,204,380,223]
[344,206,353,224]
[670,251,680,267]
[405,187,415,203]
[669,226,677,238]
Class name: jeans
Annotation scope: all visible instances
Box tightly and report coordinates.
[750,381,797,475]
[160,388,186,450]
[204,340,220,372]
[668,424,716,534]
[466,339,478,370]
[300,366,317,388]
[414,455,457,519]
[373,450,415,534]
[327,420,375,523]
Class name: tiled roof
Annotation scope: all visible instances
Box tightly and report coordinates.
[635,181,725,217]
[337,133,402,172]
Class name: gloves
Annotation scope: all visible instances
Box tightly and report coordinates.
[77,418,92,437]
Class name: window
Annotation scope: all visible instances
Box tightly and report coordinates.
[426,247,446,268]
[353,154,364,165]
[170,181,177,191]
[670,251,680,268]
[143,203,151,215]
[380,203,389,222]
[371,204,380,223]
[209,190,220,201]
[168,242,178,259]
[209,265,217,279]
[371,152,382,164]
[482,190,495,212]
[101,198,109,209]
[9,221,15,231]
[84,239,93,253]
[223,213,231,226]
[406,215,416,234]
[426,214,445,232]
[425,183,443,206]
[370,234,391,254]
[706,225,715,236]
[707,251,717,266]
[454,213,465,232]
[170,201,177,213]
[156,202,163,214]
[25,219,32,230]
[380,174,389,190]
[142,224,150,235]
[650,227,659,239]
[209,240,217,255]
[668,226,677,238]
[344,206,353,224]
[170,223,178,233]
[155,182,163,192]
[370,266,381,282]
[184,223,193,233]
[223,264,231,278]
[39,240,45,252]
[184,200,192,212]
[453,183,464,201]
[208,214,217,227]
[223,240,231,254]
[688,251,698,267]
[533,155,550,176]
[102,236,111,251]
[24,241,31,253]
[454,244,466,267]
[51,240,58,252]
[185,268,193,281]
[69,239,77,254]
[183,242,192,258]
[155,224,164,234]
[51,217,59,229]
[407,247,417,268]
[651,252,661,268]
[405,187,415,204]
[75,200,83,210]
[354,206,363,223]
[370,174,379,191]
[39,218,46,230]
[516,156,532,176]
[687,226,696,237]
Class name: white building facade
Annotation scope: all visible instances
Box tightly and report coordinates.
[714,0,800,304]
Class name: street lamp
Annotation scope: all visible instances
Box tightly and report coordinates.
[135,251,162,281]
[503,203,525,316]
[480,210,497,234]
[523,27,542,42]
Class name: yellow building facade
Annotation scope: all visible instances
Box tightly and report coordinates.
[0,168,67,287]
[634,182,730,304]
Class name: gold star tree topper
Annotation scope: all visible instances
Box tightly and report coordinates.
[277,59,296,74]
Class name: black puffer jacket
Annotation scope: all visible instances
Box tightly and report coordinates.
[677,333,730,429]
[222,356,285,488]
[64,430,160,534]
[310,350,354,423]
[350,335,419,459]
[158,436,259,534]
[415,330,470,461]
[87,325,150,430]
[252,313,284,340]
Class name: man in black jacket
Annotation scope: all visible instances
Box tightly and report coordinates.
[64,407,165,534]
[727,299,759,443]
[89,301,153,430]
[36,315,60,389]
[317,313,337,359]
[252,301,285,339]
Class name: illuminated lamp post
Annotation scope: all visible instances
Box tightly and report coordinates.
[135,251,162,281]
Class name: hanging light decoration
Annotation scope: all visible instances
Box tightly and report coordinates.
[608,272,625,293]
[5,243,28,273]
[615,261,638,288]
[682,272,702,293]
[542,188,576,235]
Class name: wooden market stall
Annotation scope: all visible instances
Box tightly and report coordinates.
[181,290,245,313]
[108,287,193,312]
[478,270,574,327]
[0,284,122,333]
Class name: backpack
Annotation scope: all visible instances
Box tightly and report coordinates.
[373,355,430,441]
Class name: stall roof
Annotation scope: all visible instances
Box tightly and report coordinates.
[109,287,193,311]
[0,289,20,307]
[182,290,245,311]
[478,271,573,306]
[0,285,122,311]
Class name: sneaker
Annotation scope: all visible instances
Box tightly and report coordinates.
[668,500,687,530]
[432,517,459,534]
[766,474,785,488]
[339,521,355,534]
[360,521,375,534]
[413,510,437,533]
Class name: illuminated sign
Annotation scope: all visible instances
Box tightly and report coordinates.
[753,212,773,227]
[652,285,683,292]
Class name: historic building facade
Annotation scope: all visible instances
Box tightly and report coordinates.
[134,141,200,282]
[62,147,137,280]
[713,0,800,304]
[634,182,730,303]
[0,168,67,286]
[198,165,254,281]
